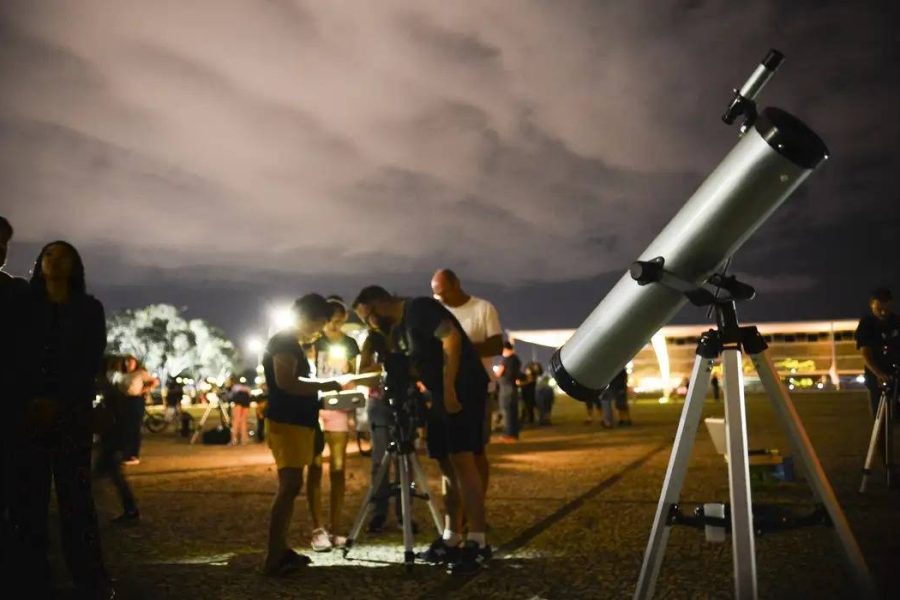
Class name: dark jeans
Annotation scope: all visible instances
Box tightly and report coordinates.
[16,434,108,594]
[499,387,520,438]
[123,395,145,459]
[95,415,137,514]
[256,416,265,442]
[601,390,628,425]
[520,386,536,425]
[0,435,11,578]
[367,400,400,521]
[536,389,553,425]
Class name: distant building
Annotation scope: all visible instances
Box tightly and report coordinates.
[509,320,864,396]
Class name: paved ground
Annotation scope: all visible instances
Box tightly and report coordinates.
[46,391,900,599]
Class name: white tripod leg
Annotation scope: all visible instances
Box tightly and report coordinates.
[220,402,232,428]
[860,394,886,494]
[398,453,416,568]
[409,452,444,533]
[345,447,392,554]
[721,349,757,600]
[190,403,215,445]
[634,354,714,600]
[751,350,877,598]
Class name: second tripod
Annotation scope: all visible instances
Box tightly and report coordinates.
[343,355,443,571]
[343,423,442,570]
[859,374,899,492]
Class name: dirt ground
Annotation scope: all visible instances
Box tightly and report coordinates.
[45,391,900,599]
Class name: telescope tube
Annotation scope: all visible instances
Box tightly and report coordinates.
[551,107,829,401]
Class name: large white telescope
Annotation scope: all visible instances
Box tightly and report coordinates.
[550,51,829,400]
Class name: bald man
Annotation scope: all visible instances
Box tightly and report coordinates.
[431,269,502,495]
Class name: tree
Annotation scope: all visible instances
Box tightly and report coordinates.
[106,304,237,386]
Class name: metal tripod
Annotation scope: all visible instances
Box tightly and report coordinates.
[343,425,442,571]
[189,399,232,445]
[633,301,876,599]
[859,376,898,493]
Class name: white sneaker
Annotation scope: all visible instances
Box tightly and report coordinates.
[330,534,347,548]
[311,528,332,552]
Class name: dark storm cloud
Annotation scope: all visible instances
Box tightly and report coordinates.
[1,0,897,338]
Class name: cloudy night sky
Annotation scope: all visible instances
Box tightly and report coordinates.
[2,1,898,349]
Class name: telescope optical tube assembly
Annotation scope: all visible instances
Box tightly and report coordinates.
[551,107,828,401]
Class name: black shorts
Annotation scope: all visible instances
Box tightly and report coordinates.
[425,394,486,460]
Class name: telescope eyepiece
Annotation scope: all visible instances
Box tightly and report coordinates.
[762,49,785,71]
[722,48,785,128]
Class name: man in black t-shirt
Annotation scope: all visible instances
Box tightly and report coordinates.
[855,287,900,417]
[353,286,490,574]
[261,294,342,577]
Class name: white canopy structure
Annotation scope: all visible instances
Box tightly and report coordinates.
[509,320,863,394]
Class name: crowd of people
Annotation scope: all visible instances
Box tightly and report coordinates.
[2,210,897,595]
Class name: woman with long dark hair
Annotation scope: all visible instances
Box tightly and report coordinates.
[15,241,113,598]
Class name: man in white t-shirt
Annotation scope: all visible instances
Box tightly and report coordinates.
[431,269,503,498]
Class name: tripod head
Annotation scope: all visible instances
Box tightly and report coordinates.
[383,353,422,452]
[631,258,757,347]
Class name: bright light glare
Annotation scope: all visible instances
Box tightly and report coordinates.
[855,375,866,384]
[246,336,264,353]
[329,345,348,361]
[270,306,295,331]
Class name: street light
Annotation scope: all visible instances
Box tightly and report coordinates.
[245,336,265,375]
[245,337,264,355]
[269,305,295,333]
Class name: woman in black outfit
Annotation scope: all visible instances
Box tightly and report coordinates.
[15,241,112,598]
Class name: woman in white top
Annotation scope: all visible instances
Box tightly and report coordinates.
[307,298,360,551]
[118,356,157,464]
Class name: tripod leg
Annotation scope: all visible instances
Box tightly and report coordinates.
[859,395,886,493]
[409,452,443,534]
[884,389,893,488]
[721,349,756,600]
[190,404,214,445]
[634,355,713,600]
[220,402,232,428]
[345,447,392,555]
[398,453,415,569]
[751,350,877,598]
